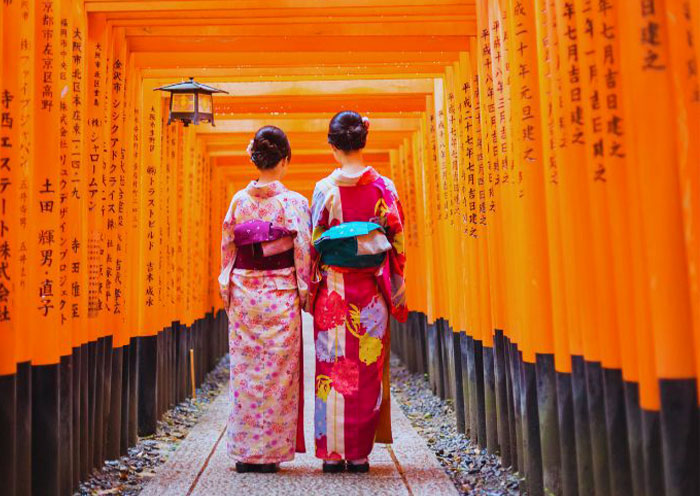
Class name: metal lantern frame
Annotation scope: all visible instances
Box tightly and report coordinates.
[154,77,228,127]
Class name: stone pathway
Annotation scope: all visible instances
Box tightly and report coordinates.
[142,313,458,496]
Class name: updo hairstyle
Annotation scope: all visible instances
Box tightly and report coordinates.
[327,111,369,151]
[250,126,291,170]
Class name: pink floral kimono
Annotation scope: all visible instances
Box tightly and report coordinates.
[310,166,407,461]
[219,180,311,464]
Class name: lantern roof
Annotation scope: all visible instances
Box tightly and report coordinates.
[155,77,228,94]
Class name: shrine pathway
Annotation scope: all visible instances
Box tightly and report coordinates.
[141,312,458,496]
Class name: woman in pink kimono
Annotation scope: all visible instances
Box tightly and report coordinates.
[219,126,311,473]
[310,111,407,473]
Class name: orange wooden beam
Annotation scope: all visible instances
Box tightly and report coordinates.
[102,6,475,20]
[209,95,427,114]
[127,35,470,53]
[87,0,475,14]
[122,21,475,36]
[139,65,443,81]
[132,51,460,68]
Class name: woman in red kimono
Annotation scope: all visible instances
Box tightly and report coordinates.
[219,126,311,473]
[310,111,407,473]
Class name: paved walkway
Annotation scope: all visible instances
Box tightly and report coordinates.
[142,313,458,496]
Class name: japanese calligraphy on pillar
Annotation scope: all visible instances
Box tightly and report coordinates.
[110,50,126,320]
[434,79,451,224]
[596,0,625,173]
[125,71,141,336]
[491,1,512,186]
[557,0,585,154]
[426,97,439,232]
[68,5,85,334]
[477,2,498,210]
[175,123,184,310]
[15,0,34,365]
[36,0,58,320]
[33,0,60,363]
[86,17,106,321]
[404,139,419,247]
[140,84,163,333]
[510,0,547,184]
[575,0,625,183]
[538,0,562,185]
[145,105,157,311]
[166,119,176,315]
[462,65,479,239]
[1,1,19,330]
[58,9,70,330]
[445,69,461,226]
[470,48,488,231]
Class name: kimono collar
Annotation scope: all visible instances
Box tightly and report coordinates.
[329,166,380,186]
[245,180,287,199]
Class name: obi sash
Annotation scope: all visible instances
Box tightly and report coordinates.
[233,220,296,270]
[314,221,391,268]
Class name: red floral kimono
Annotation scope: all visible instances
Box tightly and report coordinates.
[310,166,407,461]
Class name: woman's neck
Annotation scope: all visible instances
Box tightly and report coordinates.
[339,152,366,175]
[256,164,284,185]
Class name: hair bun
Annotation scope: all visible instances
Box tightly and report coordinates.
[328,111,369,151]
[250,126,291,170]
[346,124,365,136]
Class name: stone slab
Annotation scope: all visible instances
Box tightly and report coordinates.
[142,312,458,496]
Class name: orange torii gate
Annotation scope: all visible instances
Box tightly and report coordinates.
[1,1,699,496]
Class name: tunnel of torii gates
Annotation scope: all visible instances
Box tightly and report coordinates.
[0,0,699,495]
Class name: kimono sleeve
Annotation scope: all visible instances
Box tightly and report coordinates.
[291,195,312,310]
[384,184,408,322]
[308,182,332,312]
[218,193,239,308]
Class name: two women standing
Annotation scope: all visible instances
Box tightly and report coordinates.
[219,111,407,475]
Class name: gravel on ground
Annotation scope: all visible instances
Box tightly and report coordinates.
[390,354,522,496]
[77,352,521,496]
[75,355,230,496]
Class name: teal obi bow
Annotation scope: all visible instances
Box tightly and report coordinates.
[314,222,387,268]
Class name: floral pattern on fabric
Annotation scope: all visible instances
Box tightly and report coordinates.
[330,358,360,396]
[310,166,407,461]
[316,374,332,401]
[362,295,389,339]
[227,270,301,463]
[219,180,311,464]
[315,329,345,363]
[346,303,383,366]
[219,180,312,310]
[314,289,347,331]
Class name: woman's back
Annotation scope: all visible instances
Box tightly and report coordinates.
[219,126,311,473]
[309,111,407,470]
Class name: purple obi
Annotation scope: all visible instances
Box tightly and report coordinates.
[233,220,296,270]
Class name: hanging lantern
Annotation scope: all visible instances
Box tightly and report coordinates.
[154,77,228,127]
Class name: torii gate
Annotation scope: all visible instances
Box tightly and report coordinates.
[0,1,698,496]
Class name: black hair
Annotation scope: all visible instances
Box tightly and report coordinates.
[327,110,368,151]
[250,126,291,170]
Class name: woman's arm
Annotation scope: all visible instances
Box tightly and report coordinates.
[384,185,408,322]
[218,194,239,308]
[292,195,312,310]
[307,182,331,312]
